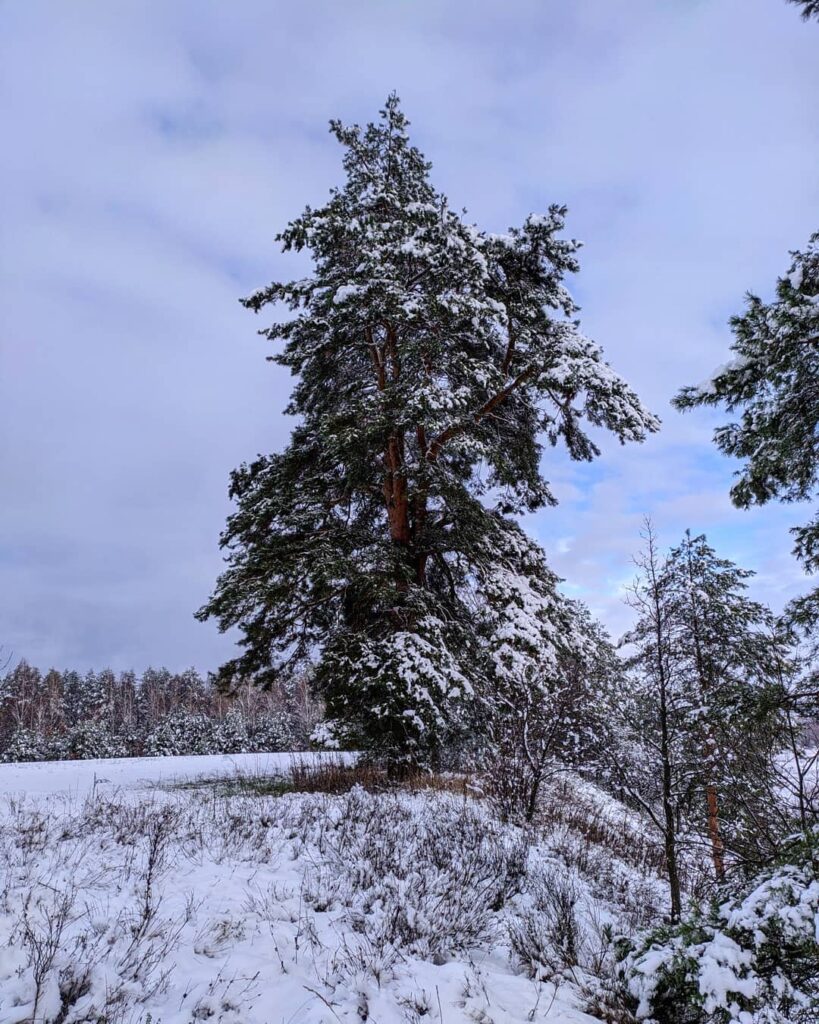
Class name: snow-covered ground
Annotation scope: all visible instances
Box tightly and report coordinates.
[0,755,666,1024]
[0,750,352,797]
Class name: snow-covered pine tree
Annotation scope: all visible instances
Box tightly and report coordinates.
[663,530,787,881]
[216,707,250,754]
[63,719,127,760]
[616,525,790,902]
[145,710,215,757]
[112,669,139,744]
[198,95,658,762]
[173,667,210,712]
[136,667,175,728]
[60,670,83,727]
[674,235,819,625]
[1,725,50,763]
[62,669,107,727]
[0,661,43,736]
[250,710,294,753]
[40,669,65,739]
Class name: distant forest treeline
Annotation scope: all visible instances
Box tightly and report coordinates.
[0,662,321,762]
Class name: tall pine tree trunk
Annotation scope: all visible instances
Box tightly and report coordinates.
[370,327,415,590]
[384,432,411,548]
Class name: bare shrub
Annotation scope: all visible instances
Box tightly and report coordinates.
[509,869,584,980]
[2,796,55,855]
[529,776,674,931]
[398,988,437,1023]
[288,758,478,798]
[290,758,387,793]
[581,975,639,1024]
[1,795,188,1024]
[18,885,76,1023]
[287,788,529,970]
[538,778,667,875]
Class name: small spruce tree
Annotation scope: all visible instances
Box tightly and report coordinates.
[615,524,790,908]
[663,530,787,881]
[63,720,127,761]
[614,520,687,921]
[1,726,49,763]
[250,710,294,753]
[216,707,250,754]
[145,710,215,757]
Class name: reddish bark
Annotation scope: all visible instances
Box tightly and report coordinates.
[706,780,726,882]
[369,327,413,576]
[371,322,536,588]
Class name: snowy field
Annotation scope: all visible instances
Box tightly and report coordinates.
[0,751,352,797]
[0,753,667,1024]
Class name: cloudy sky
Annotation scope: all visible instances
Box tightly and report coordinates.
[1,0,817,672]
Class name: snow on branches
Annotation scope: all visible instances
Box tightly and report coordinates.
[199,95,657,760]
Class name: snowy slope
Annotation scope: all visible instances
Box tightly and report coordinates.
[0,757,665,1024]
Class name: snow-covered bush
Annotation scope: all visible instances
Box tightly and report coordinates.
[62,721,127,760]
[509,866,585,979]
[0,727,50,763]
[249,710,295,752]
[215,708,250,753]
[621,840,819,1024]
[144,710,215,756]
[289,787,529,967]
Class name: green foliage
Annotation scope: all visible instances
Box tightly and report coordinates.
[674,234,819,625]
[62,720,127,760]
[145,710,216,757]
[215,707,250,753]
[664,532,788,827]
[251,710,295,752]
[620,838,819,1023]
[0,726,50,763]
[198,95,657,761]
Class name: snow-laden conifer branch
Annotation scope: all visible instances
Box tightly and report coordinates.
[199,96,658,759]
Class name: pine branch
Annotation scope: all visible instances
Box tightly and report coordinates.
[426,365,536,462]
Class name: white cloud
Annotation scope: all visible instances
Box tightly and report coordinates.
[0,0,816,668]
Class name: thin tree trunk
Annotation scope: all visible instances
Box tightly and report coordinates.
[705,781,726,882]
[659,663,682,922]
[646,524,682,922]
